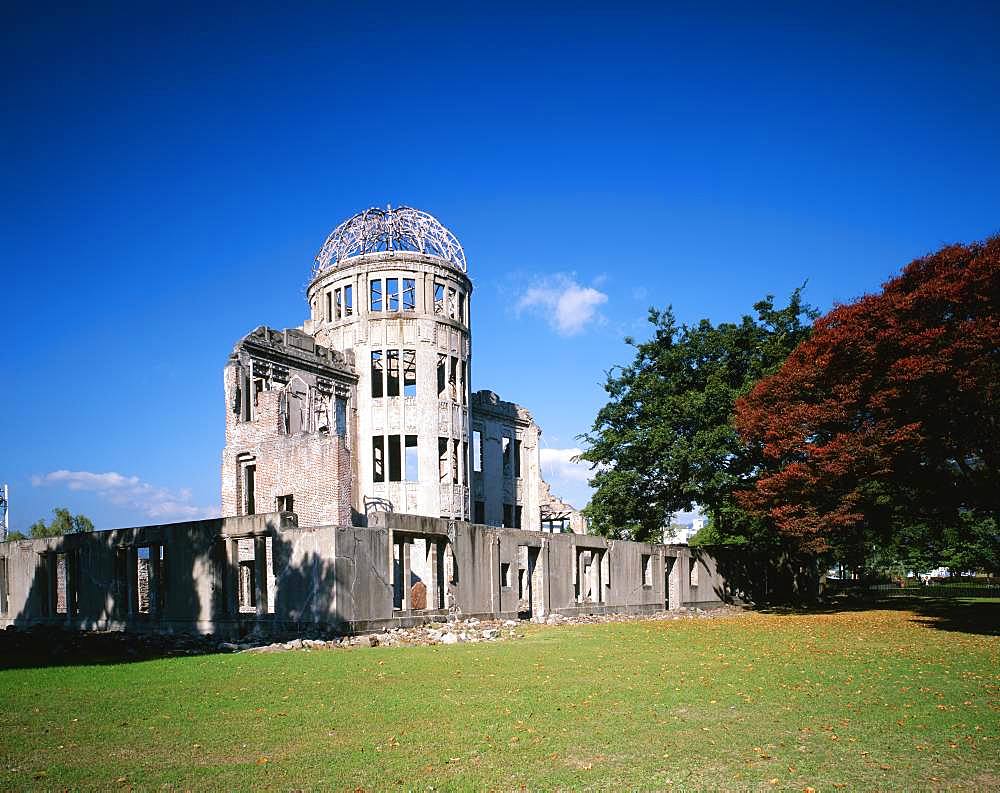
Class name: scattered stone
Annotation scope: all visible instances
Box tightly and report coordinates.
[440,632,460,645]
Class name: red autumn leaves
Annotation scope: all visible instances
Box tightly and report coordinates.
[735,237,1000,553]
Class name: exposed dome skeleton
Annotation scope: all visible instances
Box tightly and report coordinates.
[314,205,467,276]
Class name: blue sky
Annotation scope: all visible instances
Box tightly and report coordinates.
[2,2,998,533]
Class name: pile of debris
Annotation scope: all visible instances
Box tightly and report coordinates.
[231,617,519,654]
[224,605,746,654]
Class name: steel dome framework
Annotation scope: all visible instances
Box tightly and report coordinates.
[314,205,467,276]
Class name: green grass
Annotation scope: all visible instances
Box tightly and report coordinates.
[2,604,998,790]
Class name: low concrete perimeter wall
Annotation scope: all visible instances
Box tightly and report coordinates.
[0,512,729,639]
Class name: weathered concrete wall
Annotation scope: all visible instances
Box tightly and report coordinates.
[1,513,731,639]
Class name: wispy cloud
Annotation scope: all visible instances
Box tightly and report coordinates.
[539,447,597,512]
[516,274,608,336]
[31,470,219,521]
[540,447,593,484]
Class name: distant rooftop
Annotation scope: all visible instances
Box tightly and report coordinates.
[313,205,467,276]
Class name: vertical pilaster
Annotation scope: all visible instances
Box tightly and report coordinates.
[254,535,268,618]
[126,547,139,618]
[401,539,412,611]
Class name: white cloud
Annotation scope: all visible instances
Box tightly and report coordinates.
[31,470,219,521]
[516,274,608,336]
[539,447,592,484]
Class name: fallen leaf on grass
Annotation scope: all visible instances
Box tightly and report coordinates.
[256,757,269,766]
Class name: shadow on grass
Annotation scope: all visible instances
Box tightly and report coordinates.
[756,596,1000,637]
[0,626,227,670]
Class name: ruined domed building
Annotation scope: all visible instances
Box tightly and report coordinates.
[1,206,726,634]
[221,206,585,534]
[0,207,732,637]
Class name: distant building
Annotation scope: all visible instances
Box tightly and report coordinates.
[664,515,705,545]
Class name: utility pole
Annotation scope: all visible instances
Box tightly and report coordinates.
[0,483,8,541]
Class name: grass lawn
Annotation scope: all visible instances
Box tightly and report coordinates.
[1,603,997,790]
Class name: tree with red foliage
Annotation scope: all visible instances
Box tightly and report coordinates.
[735,237,1000,562]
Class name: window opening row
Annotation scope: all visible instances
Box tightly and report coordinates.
[436,354,466,404]
[325,284,354,321]
[438,437,468,486]
[366,278,467,322]
[373,434,419,482]
[433,282,466,323]
[470,430,521,478]
[370,278,416,312]
[371,349,417,398]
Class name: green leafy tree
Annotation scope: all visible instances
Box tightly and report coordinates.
[4,530,27,541]
[579,291,815,542]
[28,507,95,538]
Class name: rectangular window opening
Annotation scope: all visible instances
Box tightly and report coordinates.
[373,436,385,482]
[386,277,399,311]
[335,395,348,438]
[514,439,522,479]
[502,503,513,529]
[433,282,445,314]
[402,278,416,311]
[502,436,512,477]
[642,554,653,587]
[241,373,252,421]
[344,284,353,316]
[451,438,459,485]
[474,500,485,524]
[449,356,457,401]
[325,291,333,322]
[437,354,447,398]
[277,494,294,513]
[371,350,384,398]
[405,435,418,481]
[438,438,449,483]
[388,434,402,482]
[402,349,417,397]
[500,561,512,589]
[242,462,256,515]
[387,349,400,397]
[370,278,383,312]
[447,287,457,319]
[473,429,482,473]
[515,505,522,529]
[335,288,343,319]
[55,552,68,616]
